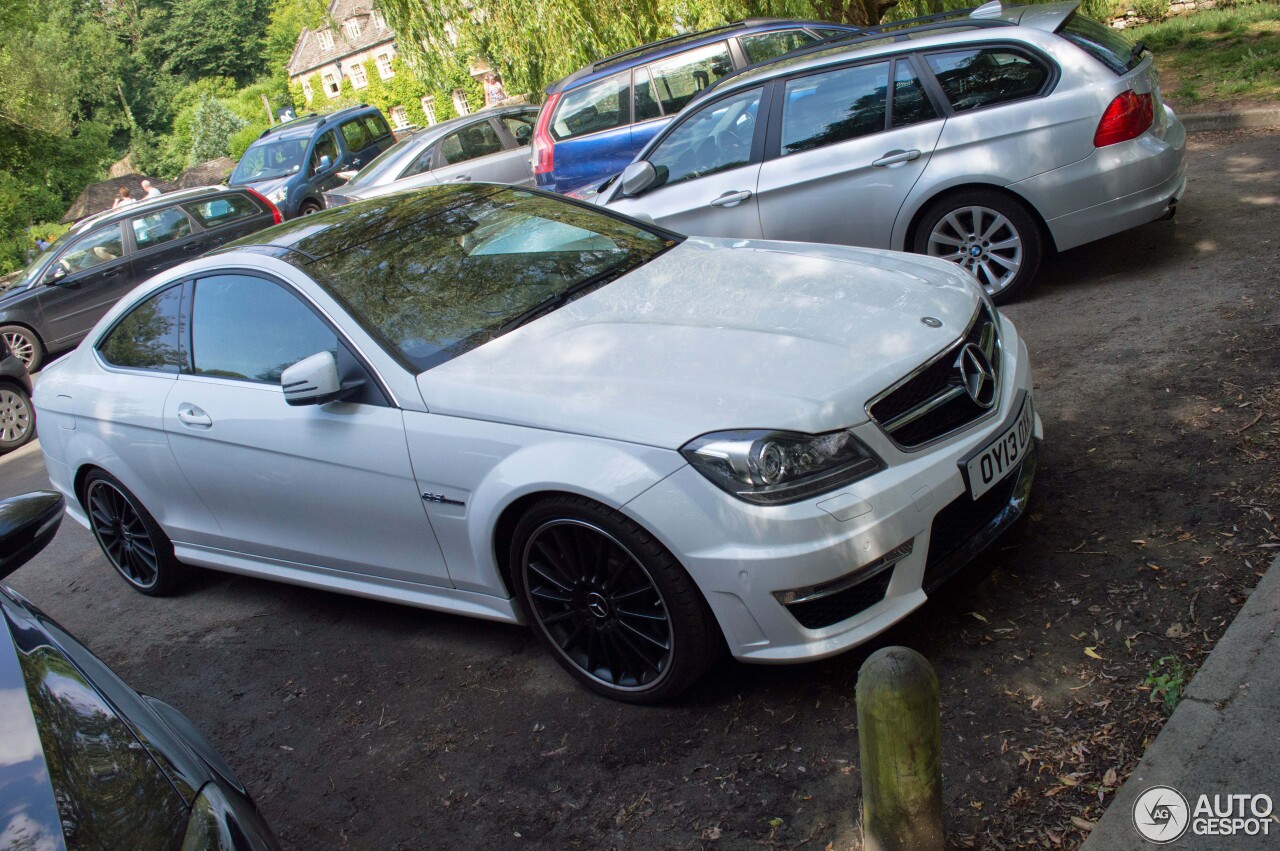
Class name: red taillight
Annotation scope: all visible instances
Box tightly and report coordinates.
[1094,90,1154,147]
[245,188,283,224]
[532,92,561,176]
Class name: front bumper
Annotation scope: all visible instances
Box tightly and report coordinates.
[623,318,1040,663]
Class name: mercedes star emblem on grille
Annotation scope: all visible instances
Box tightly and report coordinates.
[957,343,997,408]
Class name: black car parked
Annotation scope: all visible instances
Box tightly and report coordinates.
[0,492,281,850]
[0,333,34,453]
[0,185,281,372]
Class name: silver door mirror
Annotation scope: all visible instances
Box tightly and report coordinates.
[281,351,356,406]
[620,161,657,197]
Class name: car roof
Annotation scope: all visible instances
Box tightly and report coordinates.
[687,1,1078,107]
[255,104,382,142]
[70,185,246,234]
[547,19,860,95]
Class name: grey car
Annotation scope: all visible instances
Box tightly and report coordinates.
[591,1,1186,302]
[324,105,540,207]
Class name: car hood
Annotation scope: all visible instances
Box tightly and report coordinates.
[417,237,982,449]
[229,174,291,195]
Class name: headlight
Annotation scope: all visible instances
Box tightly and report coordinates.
[680,428,884,505]
[267,187,288,203]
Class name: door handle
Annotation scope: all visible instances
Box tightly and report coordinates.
[709,190,752,208]
[101,268,122,278]
[872,149,922,167]
[452,174,472,182]
[183,241,206,252]
[177,404,212,428]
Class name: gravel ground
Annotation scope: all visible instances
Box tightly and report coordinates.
[2,128,1277,851]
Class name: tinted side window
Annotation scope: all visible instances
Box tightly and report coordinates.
[551,73,629,141]
[130,207,193,250]
[781,62,889,156]
[310,131,339,174]
[740,29,817,64]
[361,112,392,140]
[191,275,336,383]
[892,60,940,128]
[924,48,1049,113]
[648,87,761,188]
[646,42,734,115]
[501,114,535,146]
[98,284,184,372]
[183,194,261,228]
[57,224,124,274]
[633,68,662,122]
[400,146,435,178]
[340,118,372,153]
[439,121,504,165]
[1057,12,1140,75]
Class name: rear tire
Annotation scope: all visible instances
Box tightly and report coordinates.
[298,200,322,216]
[913,189,1043,304]
[83,470,188,596]
[0,325,43,372]
[0,384,34,452]
[510,495,721,703]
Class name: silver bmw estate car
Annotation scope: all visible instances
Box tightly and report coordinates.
[589,1,1187,302]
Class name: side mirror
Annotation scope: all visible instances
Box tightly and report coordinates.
[0,492,65,579]
[318,154,333,172]
[620,161,657,197]
[280,351,361,406]
[44,265,68,285]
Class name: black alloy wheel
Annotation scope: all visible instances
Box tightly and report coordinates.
[84,471,186,596]
[512,496,720,703]
[0,384,34,452]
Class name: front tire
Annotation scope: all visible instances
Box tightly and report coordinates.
[913,189,1043,304]
[0,325,44,372]
[511,495,720,703]
[0,384,34,452]
[83,470,187,596]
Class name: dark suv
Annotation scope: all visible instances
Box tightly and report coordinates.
[532,19,859,194]
[229,104,396,218]
[0,185,280,372]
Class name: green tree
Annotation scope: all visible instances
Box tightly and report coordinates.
[158,0,274,84]
[188,94,248,166]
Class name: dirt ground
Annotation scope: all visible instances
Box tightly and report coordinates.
[2,129,1278,851]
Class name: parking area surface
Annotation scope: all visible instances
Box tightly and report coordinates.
[2,129,1277,850]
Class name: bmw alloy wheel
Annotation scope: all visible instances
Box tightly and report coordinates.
[926,205,1024,296]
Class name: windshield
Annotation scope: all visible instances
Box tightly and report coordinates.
[5,231,75,292]
[231,137,309,183]
[344,136,417,188]
[302,189,677,372]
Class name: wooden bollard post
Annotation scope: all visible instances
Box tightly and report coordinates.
[856,646,945,851]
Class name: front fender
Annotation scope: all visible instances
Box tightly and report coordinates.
[403,411,685,599]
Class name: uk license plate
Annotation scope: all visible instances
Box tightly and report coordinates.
[966,396,1034,499]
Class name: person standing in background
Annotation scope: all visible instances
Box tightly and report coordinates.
[484,73,507,107]
[141,179,162,198]
[112,186,137,209]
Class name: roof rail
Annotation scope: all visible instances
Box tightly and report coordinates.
[697,10,1015,99]
[260,112,320,138]
[588,21,751,72]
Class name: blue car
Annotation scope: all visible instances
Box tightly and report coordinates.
[229,104,395,219]
[532,19,859,195]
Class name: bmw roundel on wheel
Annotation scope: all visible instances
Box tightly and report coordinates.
[35,184,1042,703]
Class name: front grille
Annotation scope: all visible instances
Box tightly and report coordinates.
[785,566,895,629]
[868,304,1001,450]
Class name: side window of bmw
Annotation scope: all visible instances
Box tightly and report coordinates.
[923,48,1050,113]
[780,61,890,156]
[98,284,185,373]
[891,59,941,127]
[190,275,337,383]
[646,87,763,188]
